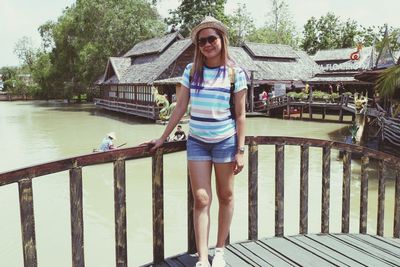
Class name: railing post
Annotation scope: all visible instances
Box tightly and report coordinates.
[152,148,164,263]
[377,160,386,236]
[300,145,309,234]
[70,167,85,267]
[187,165,196,253]
[18,178,38,267]
[114,159,127,267]
[394,167,400,238]
[248,137,258,240]
[275,144,284,237]
[359,156,369,234]
[321,147,331,233]
[341,151,351,233]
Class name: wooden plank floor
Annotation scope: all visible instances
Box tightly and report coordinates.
[143,234,400,267]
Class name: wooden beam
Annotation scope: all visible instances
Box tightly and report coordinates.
[300,145,309,234]
[248,137,258,240]
[275,144,284,237]
[359,156,369,234]
[70,167,85,267]
[152,148,164,263]
[18,178,38,267]
[321,147,331,234]
[342,151,351,233]
[114,159,127,267]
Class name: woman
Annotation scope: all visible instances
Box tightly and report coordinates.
[149,16,247,267]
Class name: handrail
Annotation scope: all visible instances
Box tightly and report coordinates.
[0,136,399,267]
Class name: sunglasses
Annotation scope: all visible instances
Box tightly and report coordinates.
[197,35,220,47]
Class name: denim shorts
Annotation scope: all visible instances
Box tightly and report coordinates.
[187,135,237,163]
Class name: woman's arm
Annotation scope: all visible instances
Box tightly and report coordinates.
[233,89,247,174]
[234,90,247,149]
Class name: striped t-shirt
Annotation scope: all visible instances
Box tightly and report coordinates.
[181,63,248,143]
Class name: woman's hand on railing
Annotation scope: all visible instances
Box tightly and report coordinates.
[141,138,165,153]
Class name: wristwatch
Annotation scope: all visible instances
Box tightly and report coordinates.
[238,146,245,154]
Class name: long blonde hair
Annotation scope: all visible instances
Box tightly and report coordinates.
[192,28,233,86]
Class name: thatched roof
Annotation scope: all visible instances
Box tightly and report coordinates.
[316,47,376,72]
[123,32,183,57]
[243,42,298,59]
[314,47,359,62]
[102,57,131,84]
[229,47,258,73]
[235,44,321,83]
[120,39,192,84]
[110,57,131,80]
[102,37,322,86]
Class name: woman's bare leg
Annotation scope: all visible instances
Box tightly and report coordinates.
[189,160,213,263]
[214,162,235,248]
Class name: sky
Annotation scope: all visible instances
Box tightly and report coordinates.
[1,0,399,68]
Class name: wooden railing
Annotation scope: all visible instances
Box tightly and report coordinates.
[94,98,161,120]
[0,136,399,267]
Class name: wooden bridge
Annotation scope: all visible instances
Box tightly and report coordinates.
[254,95,361,122]
[0,136,399,267]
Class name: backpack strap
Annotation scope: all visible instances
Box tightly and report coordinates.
[188,65,237,119]
[228,67,235,88]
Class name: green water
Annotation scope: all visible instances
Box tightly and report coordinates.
[0,101,396,266]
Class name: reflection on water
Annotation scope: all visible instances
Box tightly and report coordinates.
[0,101,397,266]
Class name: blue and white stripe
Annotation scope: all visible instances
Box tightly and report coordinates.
[181,63,248,143]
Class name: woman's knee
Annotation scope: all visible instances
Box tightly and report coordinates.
[193,190,211,209]
[218,190,233,206]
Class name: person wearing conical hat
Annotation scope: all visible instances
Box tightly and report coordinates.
[149,16,248,267]
[98,132,116,152]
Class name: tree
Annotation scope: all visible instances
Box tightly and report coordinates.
[301,13,362,54]
[0,66,18,91]
[13,37,37,69]
[246,0,298,47]
[226,4,255,46]
[36,0,166,100]
[301,13,400,55]
[166,0,227,37]
[301,17,319,54]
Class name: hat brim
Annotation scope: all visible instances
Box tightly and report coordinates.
[191,21,228,43]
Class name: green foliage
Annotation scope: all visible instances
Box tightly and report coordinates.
[247,0,298,47]
[301,13,353,54]
[331,92,340,99]
[166,0,227,37]
[301,13,400,55]
[287,92,309,100]
[32,0,166,100]
[13,37,37,68]
[30,52,56,99]
[226,4,255,46]
[375,65,400,99]
[343,92,353,96]
[0,66,18,91]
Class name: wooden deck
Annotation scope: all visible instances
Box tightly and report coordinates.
[148,234,400,267]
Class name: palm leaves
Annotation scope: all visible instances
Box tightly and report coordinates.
[374,65,400,98]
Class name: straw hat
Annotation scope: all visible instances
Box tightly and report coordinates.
[191,16,228,43]
[107,132,116,140]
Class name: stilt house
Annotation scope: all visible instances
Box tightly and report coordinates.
[95,33,320,120]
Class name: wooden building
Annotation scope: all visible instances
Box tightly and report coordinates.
[95,33,320,120]
[95,32,192,119]
[309,46,376,94]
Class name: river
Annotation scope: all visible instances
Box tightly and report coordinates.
[0,101,396,267]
